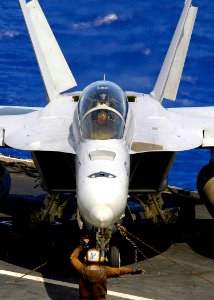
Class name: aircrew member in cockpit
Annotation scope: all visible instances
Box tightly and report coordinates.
[100,93,107,101]
[97,110,109,126]
[96,93,110,106]
[95,94,111,125]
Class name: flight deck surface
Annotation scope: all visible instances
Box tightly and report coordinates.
[0,158,213,300]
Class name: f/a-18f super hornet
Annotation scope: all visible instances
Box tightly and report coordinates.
[0,0,213,265]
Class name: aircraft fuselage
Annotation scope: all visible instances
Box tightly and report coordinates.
[76,140,130,228]
[72,80,131,229]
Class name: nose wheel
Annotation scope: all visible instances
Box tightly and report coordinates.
[109,245,121,267]
[96,227,121,267]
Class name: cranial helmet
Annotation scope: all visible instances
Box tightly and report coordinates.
[85,248,101,263]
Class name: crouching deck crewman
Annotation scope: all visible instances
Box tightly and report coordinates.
[70,237,145,300]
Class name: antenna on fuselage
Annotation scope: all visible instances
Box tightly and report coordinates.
[103,74,106,81]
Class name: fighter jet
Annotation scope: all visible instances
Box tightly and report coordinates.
[0,0,213,264]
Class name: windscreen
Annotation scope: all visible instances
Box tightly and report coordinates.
[78,81,128,140]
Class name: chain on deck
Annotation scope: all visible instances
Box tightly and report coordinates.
[117,224,214,285]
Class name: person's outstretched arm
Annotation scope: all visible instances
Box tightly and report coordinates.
[70,247,83,274]
[105,266,145,278]
[70,237,89,273]
[105,266,133,278]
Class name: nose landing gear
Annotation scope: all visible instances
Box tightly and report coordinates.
[96,227,111,257]
[94,227,120,267]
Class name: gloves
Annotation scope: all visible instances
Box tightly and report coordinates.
[79,236,90,249]
[132,269,145,275]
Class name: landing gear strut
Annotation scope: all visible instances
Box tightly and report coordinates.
[30,192,71,224]
[96,227,112,258]
[95,227,121,267]
[135,193,178,224]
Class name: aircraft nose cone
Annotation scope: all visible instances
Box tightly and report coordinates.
[90,205,113,228]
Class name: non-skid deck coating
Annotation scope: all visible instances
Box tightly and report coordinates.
[0,239,213,300]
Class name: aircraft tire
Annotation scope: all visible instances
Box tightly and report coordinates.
[109,245,121,267]
[179,201,195,224]
[0,163,11,202]
[197,160,214,218]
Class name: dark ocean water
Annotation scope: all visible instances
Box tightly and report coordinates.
[0,0,213,190]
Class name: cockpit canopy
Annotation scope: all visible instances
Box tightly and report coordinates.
[78,81,128,140]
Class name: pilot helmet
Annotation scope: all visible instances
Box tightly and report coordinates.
[100,93,107,100]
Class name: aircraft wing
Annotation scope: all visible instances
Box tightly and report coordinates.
[168,106,214,148]
[130,1,208,153]
[19,0,77,102]
[0,0,79,153]
[0,98,77,154]
[0,106,41,115]
[129,96,214,153]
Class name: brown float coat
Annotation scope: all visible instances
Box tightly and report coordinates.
[70,247,133,299]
